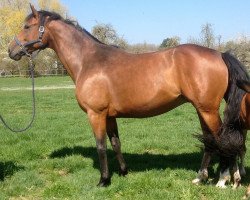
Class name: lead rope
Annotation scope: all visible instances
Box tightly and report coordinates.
[0,57,36,132]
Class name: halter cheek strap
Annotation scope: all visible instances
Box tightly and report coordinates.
[14,16,46,57]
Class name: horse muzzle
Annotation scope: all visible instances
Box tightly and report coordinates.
[8,45,24,61]
[8,37,32,61]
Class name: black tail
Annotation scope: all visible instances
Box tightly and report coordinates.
[218,52,249,157]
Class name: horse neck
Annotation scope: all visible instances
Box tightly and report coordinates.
[47,20,100,82]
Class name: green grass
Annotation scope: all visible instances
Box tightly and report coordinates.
[0,76,249,199]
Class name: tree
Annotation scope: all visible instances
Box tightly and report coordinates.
[159,36,180,49]
[0,0,29,74]
[0,1,28,48]
[187,36,201,45]
[92,23,117,44]
[91,23,128,49]
[38,0,67,17]
[223,36,250,69]
[217,35,222,50]
[36,0,68,76]
[200,23,215,48]
[127,42,158,53]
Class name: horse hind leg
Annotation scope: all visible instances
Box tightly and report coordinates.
[219,132,247,189]
[196,110,235,188]
[239,149,246,177]
[192,109,222,185]
[239,130,247,177]
[232,131,247,189]
[232,158,241,189]
[194,109,240,188]
[106,117,128,176]
[192,152,210,184]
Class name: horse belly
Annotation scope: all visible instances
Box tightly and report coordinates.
[110,90,186,118]
[108,64,183,117]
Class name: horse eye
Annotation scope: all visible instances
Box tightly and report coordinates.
[24,25,30,29]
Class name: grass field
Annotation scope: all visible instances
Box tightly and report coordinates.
[0,76,249,199]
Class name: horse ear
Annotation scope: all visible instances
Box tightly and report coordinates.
[236,80,250,93]
[30,4,39,19]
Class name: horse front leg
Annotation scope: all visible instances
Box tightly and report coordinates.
[106,117,128,176]
[88,110,110,187]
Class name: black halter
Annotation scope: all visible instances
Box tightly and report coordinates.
[14,15,46,57]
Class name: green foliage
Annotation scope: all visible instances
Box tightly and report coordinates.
[92,23,118,44]
[159,36,180,49]
[0,77,249,199]
[187,23,215,48]
[92,23,128,49]
[127,42,158,53]
[200,23,215,48]
[187,23,250,70]
[223,36,250,69]
[38,0,67,16]
[0,0,29,75]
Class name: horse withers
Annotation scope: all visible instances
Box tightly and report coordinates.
[8,4,248,187]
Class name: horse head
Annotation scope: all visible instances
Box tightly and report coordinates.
[8,4,49,60]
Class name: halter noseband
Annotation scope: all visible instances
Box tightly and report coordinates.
[14,15,46,57]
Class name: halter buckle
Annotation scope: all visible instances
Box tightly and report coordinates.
[39,26,45,33]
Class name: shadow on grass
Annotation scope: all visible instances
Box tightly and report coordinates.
[50,146,206,175]
[50,146,250,185]
[51,146,250,185]
[0,161,25,181]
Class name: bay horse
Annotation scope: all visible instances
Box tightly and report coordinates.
[236,80,250,130]
[8,5,249,187]
[234,80,250,199]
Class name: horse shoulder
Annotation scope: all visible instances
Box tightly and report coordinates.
[75,71,111,114]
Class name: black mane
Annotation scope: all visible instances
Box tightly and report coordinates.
[26,10,103,44]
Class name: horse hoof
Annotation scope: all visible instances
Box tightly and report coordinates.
[119,167,128,176]
[192,178,202,185]
[243,186,250,199]
[232,183,241,190]
[192,170,208,185]
[233,169,241,190]
[216,181,227,188]
[97,177,111,187]
[243,194,249,200]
